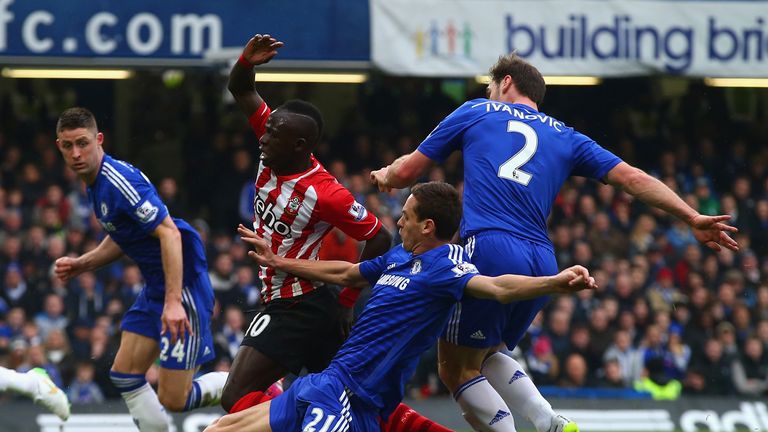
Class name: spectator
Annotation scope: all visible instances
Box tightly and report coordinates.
[604,330,642,386]
[731,337,768,396]
[67,361,105,404]
[34,294,68,340]
[559,353,593,388]
[688,338,734,395]
[525,336,559,386]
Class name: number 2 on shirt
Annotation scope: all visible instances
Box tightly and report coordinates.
[498,120,538,186]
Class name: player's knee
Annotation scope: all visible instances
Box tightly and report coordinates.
[220,384,240,413]
[438,360,482,393]
[158,390,186,413]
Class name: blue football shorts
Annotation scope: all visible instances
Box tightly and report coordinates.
[442,230,557,349]
[121,271,215,370]
[270,369,380,432]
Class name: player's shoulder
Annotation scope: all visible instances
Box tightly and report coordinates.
[423,244,477,276]
[101,155,150,184]
[98,155,152,205]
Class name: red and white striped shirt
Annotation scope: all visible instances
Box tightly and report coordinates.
[248,103,382,301]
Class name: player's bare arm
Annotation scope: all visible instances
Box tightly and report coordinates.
[604,161,739,252]
[153,216,192,344]
[464,265,596,303]
[54,235,124,282]
[371,150,433,192]
[336,225,392,337]
[228,34,284,117]
[238,224,368,288]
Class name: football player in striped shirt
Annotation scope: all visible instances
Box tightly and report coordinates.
[204,182,595,432]
[222,33,393,416]
[54,108,226,432]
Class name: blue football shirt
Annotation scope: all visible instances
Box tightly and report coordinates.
[87,154,207,296]
[418,99,622,246]
[329,243,478,420]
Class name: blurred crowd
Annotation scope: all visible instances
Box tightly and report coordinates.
[0,75,766,404]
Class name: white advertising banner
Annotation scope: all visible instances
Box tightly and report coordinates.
[371,0,768,77]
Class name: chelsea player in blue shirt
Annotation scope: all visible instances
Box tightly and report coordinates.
[54,108,226,432]
[371,55,739,432]
[205,182,596,432]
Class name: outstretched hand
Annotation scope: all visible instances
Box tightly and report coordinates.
[370,166,391,192]
[242,34,284,66]
[689,214,739,252]
[238,224,276,267]
[552,265,597,294]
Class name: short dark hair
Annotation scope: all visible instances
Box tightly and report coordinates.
[57,107,98,132]
[410,182,462,241]
[278,99,324,141]
[489,54,546,106]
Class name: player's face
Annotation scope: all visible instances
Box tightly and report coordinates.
[56,128,104,181]
[259,112,298,171]
[397,195,425,252]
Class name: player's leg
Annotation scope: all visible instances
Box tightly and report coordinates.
[157,279,227,412]
[222,287,341,412]
[381,403,454,432]
[0,366,70,420]
[110,330,170,432]
[438,337,517,432]
[481,244,577,432]
[204,401,273,432]
[221,345,287,412]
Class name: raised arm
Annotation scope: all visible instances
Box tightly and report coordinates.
[227,34,284,117]
[465,265,597,303]
[54,235,124,282]
[370,151,434,192]
[238,224,368,288]
[153,216,191,344]
[604,162,739,251]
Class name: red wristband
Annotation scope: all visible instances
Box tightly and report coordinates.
[237,54,253,68]
[338,287,360,308]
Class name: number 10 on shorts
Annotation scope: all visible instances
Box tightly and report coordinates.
[246,313,271,337]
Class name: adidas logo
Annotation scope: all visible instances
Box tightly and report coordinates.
[489,410,510,425]
[508,370,526,384]
[204,347,211,356]
[470,330,486,340]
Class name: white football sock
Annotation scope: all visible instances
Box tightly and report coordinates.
[0,366,36,396]
[185,371,228,410]
[482,352,555,432]
[123,382,172,432]
[454,375,517,432]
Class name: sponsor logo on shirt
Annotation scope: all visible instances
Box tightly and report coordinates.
[100,202,108,217]
[135,200,159,224]
[254,196,292,238]
[348,201,368,222]
[451,262,478,277]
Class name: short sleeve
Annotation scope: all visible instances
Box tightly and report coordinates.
[571,131,622,180]
[425,248,479,301]
[317,182,381,241]
[248,102,271,138]
[358,253,390,286]
[417,101,479,162]
[121,173,169,235]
